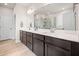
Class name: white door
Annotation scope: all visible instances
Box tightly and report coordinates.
[0,14,16,40]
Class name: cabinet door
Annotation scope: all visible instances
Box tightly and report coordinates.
[27,35,32,50]
[27,32,32,43]
[33,38,44,56]
[20,30,23,42]
[71,42,79,56]
[45,43,71,56]
[26,32,32,50]
[27,42,32,50]
[20,30,27,45]
[22,31,27,45]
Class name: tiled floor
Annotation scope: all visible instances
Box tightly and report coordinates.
[0,39,35,56]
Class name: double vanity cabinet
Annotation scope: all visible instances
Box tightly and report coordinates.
[20,30,79,56]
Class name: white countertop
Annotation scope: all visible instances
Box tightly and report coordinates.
[20,28,79,42]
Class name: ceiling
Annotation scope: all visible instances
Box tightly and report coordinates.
[16,3,49,11]
[35,3,73,14]
[0,3,16,9]
[0,3,73,14]
[16,3,47,8]
[0,3,48,9]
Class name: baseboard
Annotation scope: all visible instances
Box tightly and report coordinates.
[0,39,15,41]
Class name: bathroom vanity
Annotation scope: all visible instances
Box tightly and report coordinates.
[20,29,79,56]
[20,3,79,56]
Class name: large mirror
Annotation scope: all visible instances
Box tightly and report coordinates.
[34,3,77,31]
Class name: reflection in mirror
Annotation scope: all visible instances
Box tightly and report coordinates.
[20,21,23,28]
[34,3,77,31]
[34,14,51,29]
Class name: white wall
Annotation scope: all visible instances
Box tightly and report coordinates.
[14,4,34,42]
[77,4,79,31]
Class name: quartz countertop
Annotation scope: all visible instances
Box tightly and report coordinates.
[20,28,79,42]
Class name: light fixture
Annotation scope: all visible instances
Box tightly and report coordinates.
[4,3,8,5]
[27,8,35,14]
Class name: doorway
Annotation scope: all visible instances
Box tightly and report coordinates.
[0,7,16,40]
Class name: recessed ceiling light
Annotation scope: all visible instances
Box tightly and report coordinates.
[4,3,8,5]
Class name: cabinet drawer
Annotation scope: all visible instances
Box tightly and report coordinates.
[45,36,71,51]
[22,31,27,35]
[22,35,27,38]
[33,33,44,40]
[45,43,71,56]
[27,32,32,36]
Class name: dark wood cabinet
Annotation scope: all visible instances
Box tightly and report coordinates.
[20,30,27,45]
[71,42,79,56]
[20,30,79,56]
[45,36,71,56]
[26,32,32,50]
[32,33,44,56]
